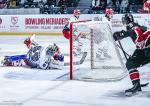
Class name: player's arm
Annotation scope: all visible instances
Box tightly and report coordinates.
[113,29,135,41]
[140,25,148,32]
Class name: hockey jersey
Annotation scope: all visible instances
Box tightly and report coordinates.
[93,15,112,30]
[119,23,150,49]
[27,44,52,69]
[63,16,80,39]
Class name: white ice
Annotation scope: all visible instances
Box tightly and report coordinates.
[0,36,150,106]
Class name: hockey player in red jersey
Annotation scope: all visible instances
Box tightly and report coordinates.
[62,9,89,57]
[62,9,81,40]
[144,0,150,12]
[113,13,150,96]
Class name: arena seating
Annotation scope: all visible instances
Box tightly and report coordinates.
[0,0,148,14]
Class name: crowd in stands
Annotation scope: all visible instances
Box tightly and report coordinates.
[91,0,146,14]
[0,0,149,14]
[0,0,80,14]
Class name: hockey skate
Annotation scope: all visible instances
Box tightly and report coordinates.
[125,81,142,96]
[1,56,13,66]
[73,46,82,57]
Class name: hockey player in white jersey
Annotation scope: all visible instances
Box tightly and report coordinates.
[103,8,113,22]
[63,9,81,40]
[1,34,64,70]
[95,8,113,60]
[63,9,87,56]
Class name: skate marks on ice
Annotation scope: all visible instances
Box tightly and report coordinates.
[4,67,70,81]
[103,89,150,98]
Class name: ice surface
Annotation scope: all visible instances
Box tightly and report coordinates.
[0,36,150,106]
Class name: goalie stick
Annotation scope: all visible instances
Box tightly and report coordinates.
[117,40,149,87]
[64,52,87,66]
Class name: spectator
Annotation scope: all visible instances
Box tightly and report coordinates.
[47,0,55,6]
[99,0,107,10]
[120,0,129,13]
[0,0,6,8]
[112,0,122,6]
[58,0,67,7]
[9,0,17,8]
[60,4,68,14]
[92,0,100,10]
[107,0,113,7]
[114,0,120,13]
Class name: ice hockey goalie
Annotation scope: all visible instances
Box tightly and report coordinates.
[1,35,64,70]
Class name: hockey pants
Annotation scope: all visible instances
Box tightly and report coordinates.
[126,48,150,84]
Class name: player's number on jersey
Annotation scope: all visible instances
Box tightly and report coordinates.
[29,46,41,62]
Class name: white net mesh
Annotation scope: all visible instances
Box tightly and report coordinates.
[70,21,127,81]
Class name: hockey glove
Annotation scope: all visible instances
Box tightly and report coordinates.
[113,31,121,41]
[53,54,64,62]
[113,30,126,41]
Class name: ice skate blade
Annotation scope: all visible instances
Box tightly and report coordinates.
[125,91,142,97]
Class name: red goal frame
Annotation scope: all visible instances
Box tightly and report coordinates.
[69,20,91,80]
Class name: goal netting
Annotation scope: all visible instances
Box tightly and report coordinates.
[69,20,127,81]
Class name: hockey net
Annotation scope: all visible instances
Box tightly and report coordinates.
[70,20,127,81]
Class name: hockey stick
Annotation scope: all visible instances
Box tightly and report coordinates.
[117,40,129,60]
[64,52,87,66]
[117,40,149,87]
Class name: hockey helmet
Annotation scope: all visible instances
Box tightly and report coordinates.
[73,9,80,15]
[144,0,150,12]
[122,13,134,25]
[144,0,150,7]
[105,8,113,15]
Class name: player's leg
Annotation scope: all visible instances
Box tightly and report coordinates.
[125,49,150,95]
[96,40,111,60]
[62,29,70,39]
[73,39,83,57]
[1,54,28,66]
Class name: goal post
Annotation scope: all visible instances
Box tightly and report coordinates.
[69,20,127,81]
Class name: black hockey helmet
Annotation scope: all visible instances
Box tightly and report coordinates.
[122,13,134,25]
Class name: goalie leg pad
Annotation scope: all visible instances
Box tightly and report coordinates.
[4,54,27,61]
[2,55,28,66]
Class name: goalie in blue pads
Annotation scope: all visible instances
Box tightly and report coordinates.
[1,34,64,70]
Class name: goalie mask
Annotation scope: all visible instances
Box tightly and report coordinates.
[122,13,134,25]
[46,43,59,56]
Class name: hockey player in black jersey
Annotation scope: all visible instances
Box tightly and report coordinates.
[113,13,150,96]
